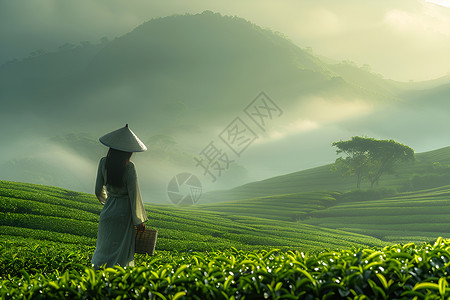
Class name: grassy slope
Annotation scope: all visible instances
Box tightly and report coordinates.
[302,185,450,243]
[0,180,386,252]
[195,191,338,222]
[201,146,450,203]
[193,185,450,245]
[187,147,450,245]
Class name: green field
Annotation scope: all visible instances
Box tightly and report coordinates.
[3,147,450,298]
[0,180,385,252]
[2,158,450,251]
[2,173,450,298]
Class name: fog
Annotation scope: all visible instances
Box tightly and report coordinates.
[1,2,450,204]
[1,89,450,204]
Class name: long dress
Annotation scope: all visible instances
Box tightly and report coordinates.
[91,157,148,269]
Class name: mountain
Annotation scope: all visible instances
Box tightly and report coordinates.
[1,10,449,198]
[0,10,399,135]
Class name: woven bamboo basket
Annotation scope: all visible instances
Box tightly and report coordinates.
[135,228,158,255]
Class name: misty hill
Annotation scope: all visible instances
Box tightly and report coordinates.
[0,133,104,192]
[0,10,401,135]
[0,43,107,118]
[1,10,449,199]
[200,146,450,203]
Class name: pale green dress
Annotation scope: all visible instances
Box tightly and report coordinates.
[91,157,148,269]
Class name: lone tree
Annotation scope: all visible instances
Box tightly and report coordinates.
[332,136,414,188]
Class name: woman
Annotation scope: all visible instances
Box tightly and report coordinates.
[91,124,148,269]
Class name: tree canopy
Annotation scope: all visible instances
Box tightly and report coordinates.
[332,136,414,188]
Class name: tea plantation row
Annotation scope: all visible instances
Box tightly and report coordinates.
[3,236,450,299]
[0,180,386,252]
[303,186,450,242]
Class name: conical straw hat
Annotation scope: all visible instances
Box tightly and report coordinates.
[99,124,147,152]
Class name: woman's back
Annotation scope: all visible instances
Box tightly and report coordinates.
[92,124,148,269]
[98,157,135,196]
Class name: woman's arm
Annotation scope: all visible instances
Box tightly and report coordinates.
[95,157,107,205]
[127,162,149,225]
[136,222,146,232]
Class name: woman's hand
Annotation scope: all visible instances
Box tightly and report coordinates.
[136,222,146,232]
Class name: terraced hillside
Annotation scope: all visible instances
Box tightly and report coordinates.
[3,163,450,252]
[0,180,385,252]
[195,192,338,222]
[302,186,450,244]
[201,146,450,203]
[2,182,450,299]
[198,185,450,245]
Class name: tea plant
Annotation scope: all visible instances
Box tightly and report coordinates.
[3,237,450,299]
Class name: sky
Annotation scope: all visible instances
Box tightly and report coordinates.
[1,0,450,82]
